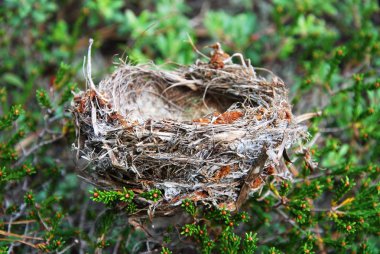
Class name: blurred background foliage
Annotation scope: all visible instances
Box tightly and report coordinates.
[0,0,379,253]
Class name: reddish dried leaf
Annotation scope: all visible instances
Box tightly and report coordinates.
[208,43,230,69]
[215,111,243,124]
[191,191,208,201]
[214,165,231,180]
[77,98,86,113]
[193,118,210,125]
[218,202,236,211]
[256,114,263,120]
[265,165,276,175]
[255,107,267,121]
[170,195,181,204]
[210,52,230,69]
[250,177,263,189]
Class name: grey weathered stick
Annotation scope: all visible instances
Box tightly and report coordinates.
[235,149,268,210]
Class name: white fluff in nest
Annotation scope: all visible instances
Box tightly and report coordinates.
[123,87,180,122]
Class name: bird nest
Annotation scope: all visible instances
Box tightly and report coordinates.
[72,56,307,217]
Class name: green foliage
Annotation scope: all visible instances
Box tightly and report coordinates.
[122,0,195,64]
[242,232,258,254]
[0,164,36,182]
[90,188,134,204]
[180,201,258,253]
[0,105,24,130]
[90,187,136,214]
[0,60,79,252]
[1,0,379,253]
[36,89,52,109]
[268,247,283,254]
[181,198,197,216]
[161,246,173,254]
[141,189,162,201]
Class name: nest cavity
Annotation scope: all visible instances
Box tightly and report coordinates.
[72,60,307,217]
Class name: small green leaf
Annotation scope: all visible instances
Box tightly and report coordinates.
[1,73,24,88]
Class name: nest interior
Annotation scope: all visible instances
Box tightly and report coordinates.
[72,61,307,216]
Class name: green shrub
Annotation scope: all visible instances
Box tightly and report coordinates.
[0,0,379,253]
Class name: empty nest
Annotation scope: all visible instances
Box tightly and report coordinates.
[72,54,307,217]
